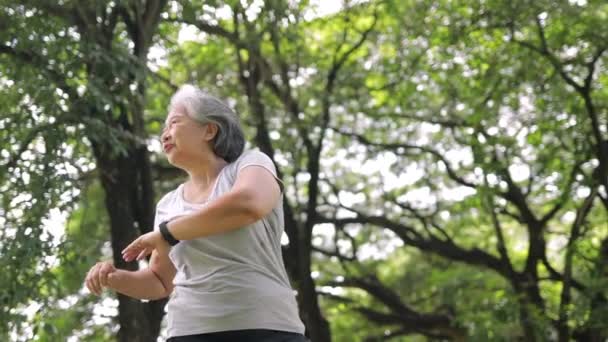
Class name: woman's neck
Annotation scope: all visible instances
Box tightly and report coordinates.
[184,154,228,190]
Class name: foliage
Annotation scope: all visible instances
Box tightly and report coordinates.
[1,0,607,341]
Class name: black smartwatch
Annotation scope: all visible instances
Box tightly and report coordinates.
[159,220,180,246]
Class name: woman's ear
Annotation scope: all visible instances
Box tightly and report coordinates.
[203,123,219,141]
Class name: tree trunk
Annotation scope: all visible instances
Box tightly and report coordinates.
[93,141,166,342]
[573,237,608,341]
[297,251,332,342]
[236,49,332,340]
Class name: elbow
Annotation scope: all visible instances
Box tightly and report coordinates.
[148,290,171,301]
[234,189,271,223]
[150,278,174,300]
[158,289,174,300]
[149,269,174,299]
[247,206,267,223]
[242,201,267,224]
[158,285,174,299]
[148,285,173,301]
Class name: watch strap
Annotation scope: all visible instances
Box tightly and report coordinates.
[159,220,180,246]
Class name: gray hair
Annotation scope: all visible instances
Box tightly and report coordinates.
[169,84,245,162]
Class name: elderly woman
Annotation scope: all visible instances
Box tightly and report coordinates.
[85,85,307,342]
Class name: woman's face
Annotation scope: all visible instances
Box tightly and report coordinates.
[161,106,216,167]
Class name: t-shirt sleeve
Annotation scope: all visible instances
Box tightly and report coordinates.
[153,206,160,231]
[152,191,176,231]
[235,150,284,193]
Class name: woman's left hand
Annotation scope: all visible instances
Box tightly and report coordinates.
[122,231,168,262]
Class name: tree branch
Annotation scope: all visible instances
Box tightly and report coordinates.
[331,127,477,188]
[0,45,78,100]
[318,212,512,279]
[510,16,607,190]
[327,275,465,340]
[318,8,378,162]
[484,176,515,276]
[557,186,599,340]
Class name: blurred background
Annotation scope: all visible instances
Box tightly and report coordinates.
[1,0,607,341]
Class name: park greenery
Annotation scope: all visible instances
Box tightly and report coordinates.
[1,0,607,341]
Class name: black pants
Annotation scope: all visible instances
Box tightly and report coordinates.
[166,329,309,342]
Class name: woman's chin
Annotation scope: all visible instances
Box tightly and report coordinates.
[166,153,178,165]
[166,154,187,169]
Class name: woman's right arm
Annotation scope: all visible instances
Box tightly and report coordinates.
[87,246,176,300]
[110,247,176,300]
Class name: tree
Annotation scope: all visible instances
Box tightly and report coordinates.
[311,0,608,340]
[2,0,607,341]
[158,0,607,340]
[1,1,169,341]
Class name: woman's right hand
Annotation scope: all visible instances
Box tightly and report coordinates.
[85,261,117,296]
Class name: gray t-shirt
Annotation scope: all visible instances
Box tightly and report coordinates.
[153,150,305,337]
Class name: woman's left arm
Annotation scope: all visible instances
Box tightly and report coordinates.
[122,165,281,262]
[169,165,281,240]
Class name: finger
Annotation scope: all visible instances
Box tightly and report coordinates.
[107,271,117,285]
[90,264,100,295]
[93,263,103,296]
[92,264,103,295]
[122,245,134,260]
[121,242,131,255]
[87,265,96,295]
[122,246,139,261]
[85,267,97,294]
[99,266,109,287]
[97,271,105,293]
[123,247,141,262]
[125,241,146,261]
[136,247,151,261]
[101,263,116,287]
[85,273,93,294]
[122,239,141,255]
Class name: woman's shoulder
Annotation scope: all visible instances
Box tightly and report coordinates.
[233,148,267,161]
[230,149,274,168]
